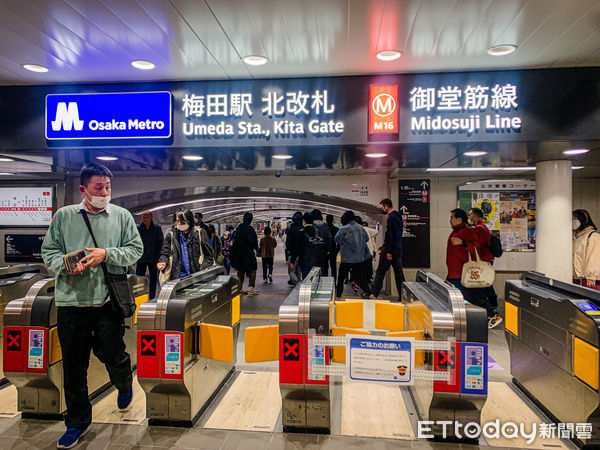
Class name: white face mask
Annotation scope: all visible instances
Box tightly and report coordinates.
[84,189,110,209]
[573,219,581,231]
[176,223,189,232]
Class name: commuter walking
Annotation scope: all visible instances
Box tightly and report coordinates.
[573,209,600,290]
[369,199,405,298]
[468,208,502,328]
[194,212,215,267]
[286,211,305,286]
[230,212,259,295]
[208,224,223,265]
[157,209,204,282]
[446,209,493,317]
[259,226,277,283]
[357,216,377,284]
[41,163,143,449]
[311,209,333,276]
[221,230,233,274]
[301,212,328,278]
[136,210,163,299]
[325,214,339,279]
[335,211,372,298]
[194,212,210,234]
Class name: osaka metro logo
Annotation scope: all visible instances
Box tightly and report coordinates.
[51,102,84,131]
[372,93,396,117]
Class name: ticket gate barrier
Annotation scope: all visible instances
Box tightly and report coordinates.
[278,267,334,433]
[137,266,241,427]
[505,271,600,448]
[0,264,50,383]
[3,274,148,419]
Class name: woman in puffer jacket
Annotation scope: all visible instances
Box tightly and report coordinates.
[573,209,600,290]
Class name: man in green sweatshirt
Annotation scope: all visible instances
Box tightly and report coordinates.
[41,163,143,449]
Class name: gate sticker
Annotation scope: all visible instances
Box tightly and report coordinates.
[164,334,181,375]
[28,329,44,369]
[460,342,488,395]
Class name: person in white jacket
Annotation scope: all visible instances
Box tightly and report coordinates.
[573,209,600,290]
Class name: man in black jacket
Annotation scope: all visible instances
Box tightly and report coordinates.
[311,209,332,276]
[370,198,405,298]
[231,212,259,295]
[136,210,164,298]
[286,211,306,286]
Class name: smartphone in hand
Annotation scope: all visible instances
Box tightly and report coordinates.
[63,250,86,273]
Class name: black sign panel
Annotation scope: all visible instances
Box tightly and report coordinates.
[399,180,430,268]
[140,334,157,356]
[6,330,21,351]
[4,234,45,263]
[283,338,300,361]
[437,350,456,370]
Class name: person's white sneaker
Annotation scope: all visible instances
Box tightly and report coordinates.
[488,314,503,329]
[247,287,259,295]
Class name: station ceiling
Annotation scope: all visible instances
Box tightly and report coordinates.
[1,0,600,85]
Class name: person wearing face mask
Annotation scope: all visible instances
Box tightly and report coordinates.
[136,211,164,299]
[41,163,143,449]
[369,198,405,298]
[157,208,203,281]
[572,209,600,290]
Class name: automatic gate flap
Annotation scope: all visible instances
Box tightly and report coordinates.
[505,302,519,336]
[48,326,62,365]
[335,301,363,328]
[199,323,233,363]
[573,337,599,390]
[331,326,370,363]
[375,302,405,331]
[407,302,431,331]
[386,330,425,366]
[245,325,279,362]
[134,293,149,324]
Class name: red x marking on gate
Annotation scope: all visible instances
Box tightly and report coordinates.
[439,350,455,366]
[142,338,155,353]
[7,333,20,348]
[284,342,298,357]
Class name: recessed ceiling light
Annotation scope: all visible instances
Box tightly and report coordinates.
[464,151,488,157]
[0,157,15,162]
[563,148,589,156]
[243,55,269,66]
[96,156,118,161]
[272,154,292,160]
[22,64,48,73]
[366,153,388,158]
[487,44,518,56]
[182,155,204,161]
[573,166,584,170]
[376,50,402,61]
[0,172,13,175]
[131,60,155,70]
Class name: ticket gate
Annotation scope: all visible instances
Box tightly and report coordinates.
[278,267,334,433]
[403,270,488,438]
[2,274,148,419]
[137,266,241,427]
[0,264,49,383]
[505,271,600,447]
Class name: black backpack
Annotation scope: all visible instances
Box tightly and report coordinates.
[490,233,503,258]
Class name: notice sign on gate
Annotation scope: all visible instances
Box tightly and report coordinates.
[347,335,415,384]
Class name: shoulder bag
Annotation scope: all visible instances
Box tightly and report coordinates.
[80,210,135,318]
[461,248,495,288]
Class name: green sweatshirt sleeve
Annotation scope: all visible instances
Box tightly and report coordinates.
[41,208,67,275]
[104,210,144,267]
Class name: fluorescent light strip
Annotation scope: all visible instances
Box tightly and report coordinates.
[427,166,583,172]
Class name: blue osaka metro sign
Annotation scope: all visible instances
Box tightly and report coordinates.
[45,91,172,140]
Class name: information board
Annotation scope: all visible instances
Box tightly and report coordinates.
[4,234,45,262]
[398,180,430,267]
[0,187,53,226]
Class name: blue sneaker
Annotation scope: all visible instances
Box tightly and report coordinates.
[57,427,88,449]
[117,387,133,411]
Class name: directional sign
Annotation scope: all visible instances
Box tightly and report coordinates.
[399,179,430,268]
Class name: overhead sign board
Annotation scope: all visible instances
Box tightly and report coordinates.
[369,84,399,134]
[45,91,172,140]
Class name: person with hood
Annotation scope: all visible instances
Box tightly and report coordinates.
[157,208,204,282]
[136,210,163,299]
[573,209,600,290]
[334,211,372,298]
[301,212,328,278]
[286,211,305,286]
[193,212,215,267]
[311,209,333,275]
[221,229,233,274]
[230,212,259,295]
[325,214,339,279]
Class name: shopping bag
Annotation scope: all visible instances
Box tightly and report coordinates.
[461,249,495,288]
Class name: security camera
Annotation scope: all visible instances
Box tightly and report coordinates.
[275,170,282,178]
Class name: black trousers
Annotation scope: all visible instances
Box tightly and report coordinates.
[57,302,132,429]
[136,262,158,299]
[325,252,338,280]
[372,248,405,297]
[262,257,274,279]
[336,261,370,297]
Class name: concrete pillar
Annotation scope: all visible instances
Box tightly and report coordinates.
[535,160,572,282]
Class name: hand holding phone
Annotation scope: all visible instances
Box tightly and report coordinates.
[63,250,86,274]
